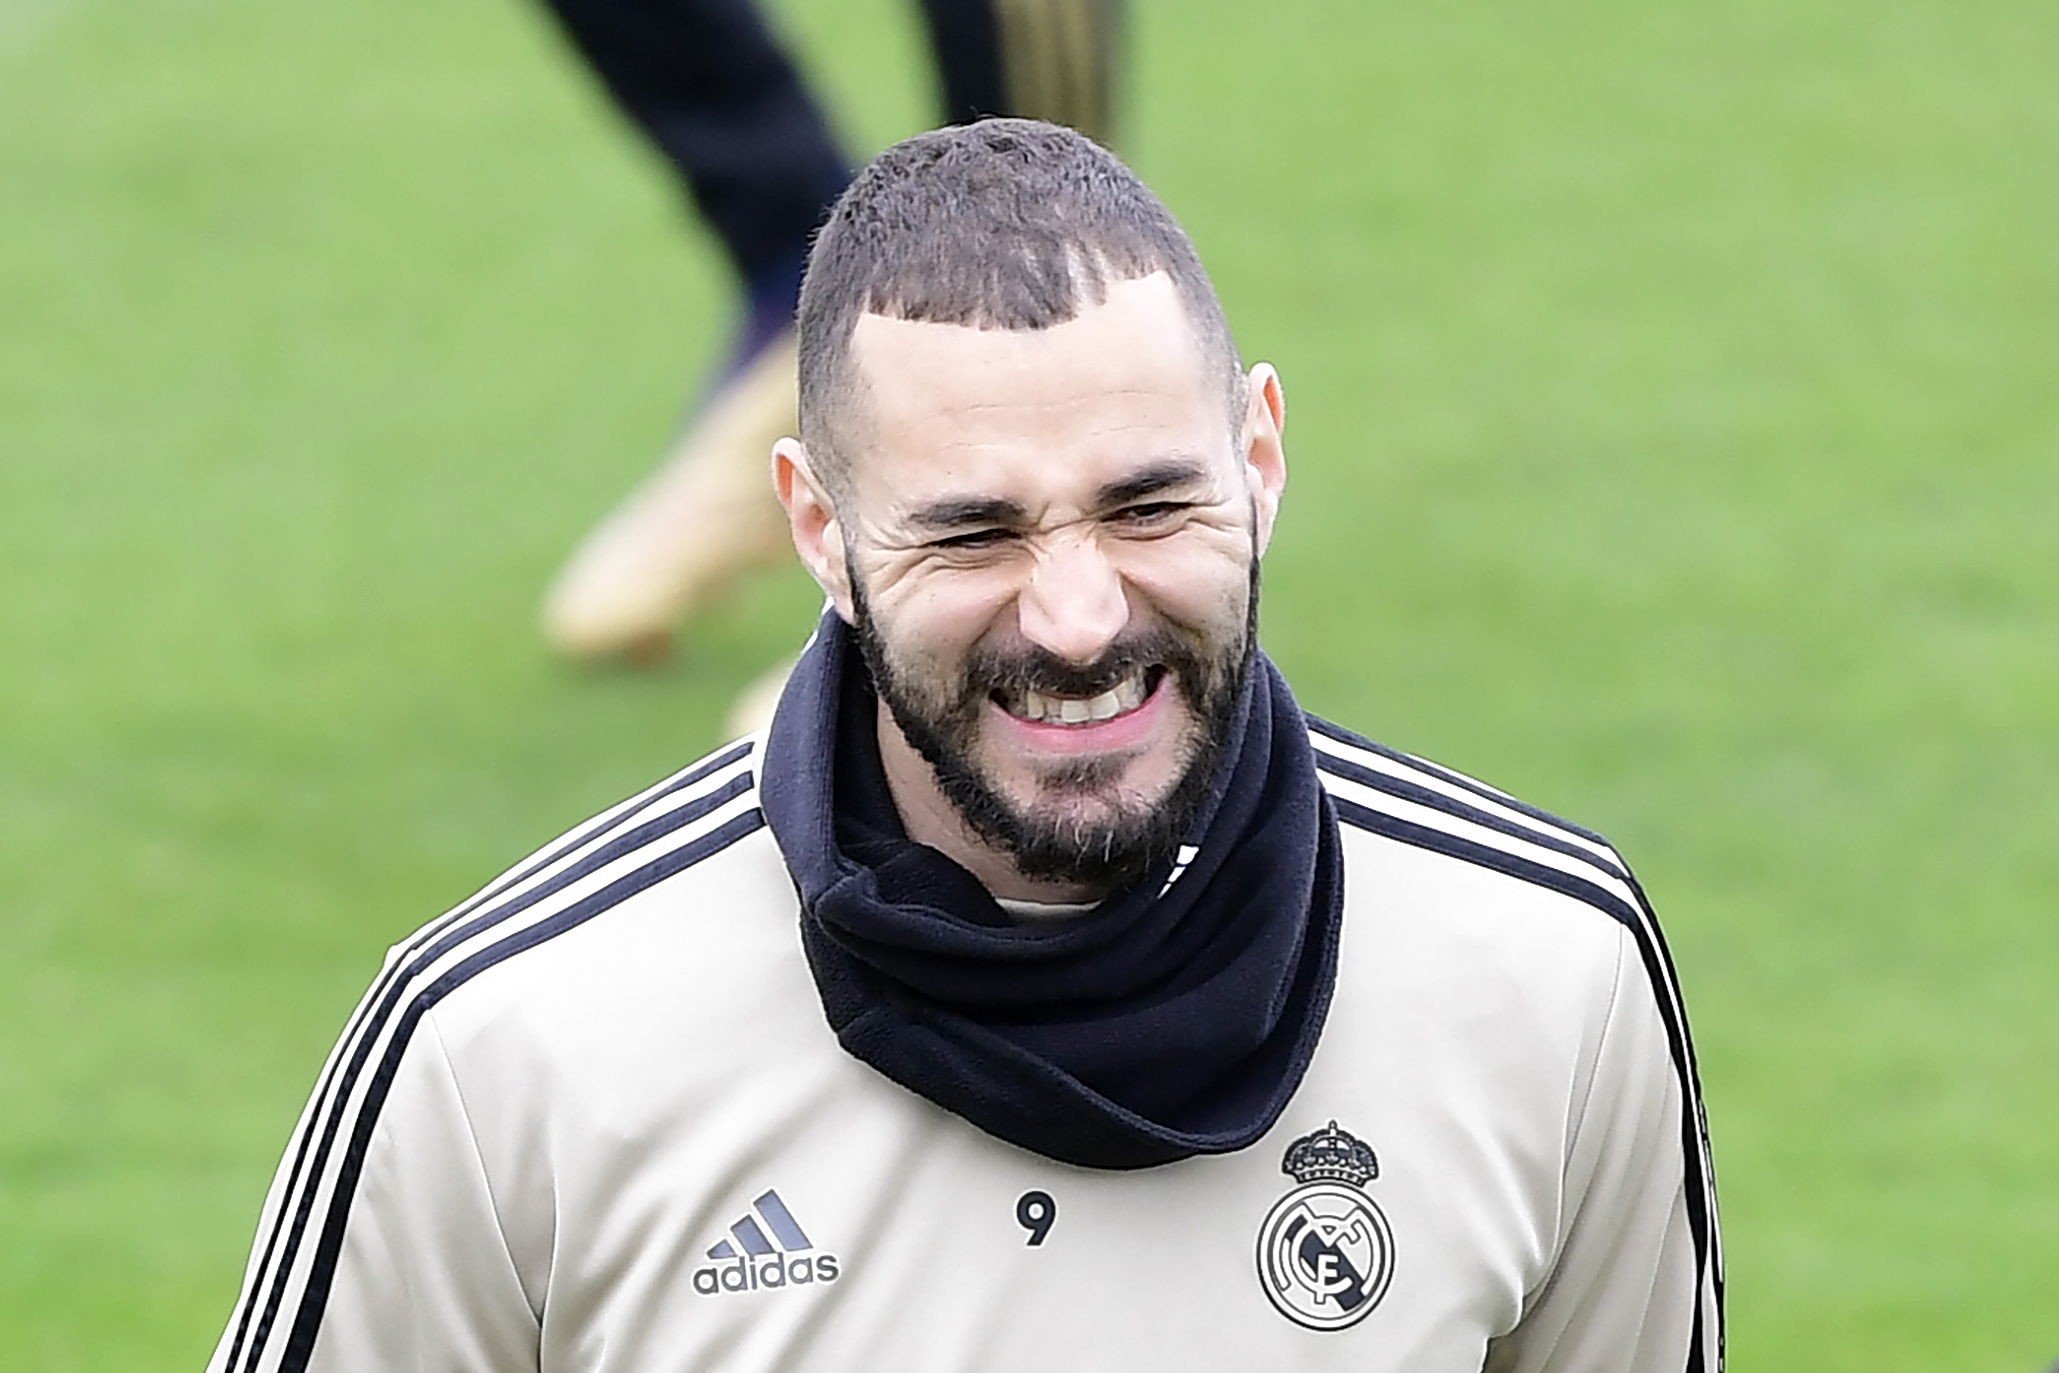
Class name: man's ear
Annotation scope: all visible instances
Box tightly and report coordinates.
[773,438,855,622]
[1240,363,1289,556]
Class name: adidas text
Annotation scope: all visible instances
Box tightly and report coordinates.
[692,1252,840,1295]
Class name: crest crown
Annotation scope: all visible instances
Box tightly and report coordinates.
[1282,1120,1379,1188]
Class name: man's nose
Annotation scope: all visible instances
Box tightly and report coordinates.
[1017,534,1129,664]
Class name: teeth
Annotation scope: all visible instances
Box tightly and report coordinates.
[1009,668,1150,725]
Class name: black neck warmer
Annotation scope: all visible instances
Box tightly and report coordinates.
[760,613,1344,1170]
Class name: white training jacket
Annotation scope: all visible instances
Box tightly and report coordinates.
[209,723,1722,1373]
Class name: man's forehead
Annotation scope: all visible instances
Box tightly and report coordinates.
[846,278,1213,446]
[837,299,1231,508]
[845,272,1210,401]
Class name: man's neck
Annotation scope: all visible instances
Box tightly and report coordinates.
[873,699,1108,905]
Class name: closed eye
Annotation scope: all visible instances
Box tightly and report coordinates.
[929,527,1016,551]
[1110,501,1190,528]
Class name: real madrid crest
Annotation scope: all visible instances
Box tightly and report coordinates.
[1255,1121,1395,1330]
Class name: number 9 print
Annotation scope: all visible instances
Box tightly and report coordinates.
[1015,1190,1056,1246]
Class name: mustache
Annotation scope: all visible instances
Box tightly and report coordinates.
[961,626,1198,702]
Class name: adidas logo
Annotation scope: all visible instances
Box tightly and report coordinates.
[692,1189,841,1296]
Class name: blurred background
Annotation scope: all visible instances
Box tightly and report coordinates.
[2,0,2055,1366]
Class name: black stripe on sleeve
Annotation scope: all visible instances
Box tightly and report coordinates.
[223,745,756,1373]
[1307,715,1616,849]
[221,741,752,1373]
[1330,797,1721,1371]
[276,808,768,1372]
[1313,750,1628,884]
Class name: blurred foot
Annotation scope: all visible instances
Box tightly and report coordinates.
[541,330,799,664]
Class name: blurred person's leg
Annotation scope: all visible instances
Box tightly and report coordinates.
[536,0,847,662]
[537,0,1128,671]
[540,0,849,301]
[917,0,1124,145]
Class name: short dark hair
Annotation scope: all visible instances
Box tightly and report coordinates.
[796,119,1243,488]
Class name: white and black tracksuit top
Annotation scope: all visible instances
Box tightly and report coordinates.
[209,724,1723,1373]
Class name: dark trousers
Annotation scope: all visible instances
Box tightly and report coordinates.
[536,0,1119,286]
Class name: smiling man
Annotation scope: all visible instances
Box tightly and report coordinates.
[211,122,1721,1373]
[787,264,1270,901]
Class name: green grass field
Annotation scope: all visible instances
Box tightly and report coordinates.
[3,0,2056,1365]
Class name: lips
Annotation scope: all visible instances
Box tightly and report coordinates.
[994,665,1159,726]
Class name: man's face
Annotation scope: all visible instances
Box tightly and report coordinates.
[797,273,1286,888]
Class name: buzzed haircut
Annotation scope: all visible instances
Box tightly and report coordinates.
[796,118,1243,488]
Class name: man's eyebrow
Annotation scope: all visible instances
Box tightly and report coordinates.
[1096,458,1211,508]
[904,495,1030,532]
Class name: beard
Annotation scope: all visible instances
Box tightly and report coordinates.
[851,561,1259,891]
